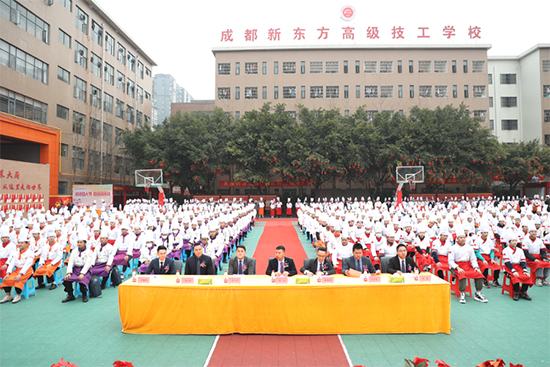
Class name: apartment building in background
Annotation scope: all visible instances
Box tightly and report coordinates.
[0,0,156,198]
[152,73,193,125]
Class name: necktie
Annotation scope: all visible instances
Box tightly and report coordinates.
[197,258,201,275]
[238,260,243,275]
[160,261,164,273]
[401,259,406,273]
[317,261,322,273]
[356,259,362,272]
[279,260,284,273]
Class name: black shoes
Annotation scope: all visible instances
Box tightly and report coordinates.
[49,283,57,290]
[519,292,532,301]
[513,293,520,301]
[82,295,88,303]
[36,284,46,289]
[62,295,76,303]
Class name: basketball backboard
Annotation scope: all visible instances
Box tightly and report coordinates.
[135,169,163,187]
[396,166,424,184]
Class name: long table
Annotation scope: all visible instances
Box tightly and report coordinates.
[118,274,450,335]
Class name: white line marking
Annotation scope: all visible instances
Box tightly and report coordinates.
[338,334,353,367]
[203,334,220,367]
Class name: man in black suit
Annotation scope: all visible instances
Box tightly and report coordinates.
[145,245,176,275]
[265,245,297,276]
[184,243,215,275]
[387,244,420,275]
[342,244,379,277]
[301,247,336,276]
[228,245,255,275]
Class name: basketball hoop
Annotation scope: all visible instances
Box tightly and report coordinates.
[408,179,416,190]
[144,184,150,193]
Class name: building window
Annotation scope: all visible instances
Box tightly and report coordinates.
[283,62,296,74]
[73,76,87,102]
[235,111,240,119]
[344,110,349,117]
[128,52,135,72]
[343,61,348,74]
[501,97,517,107]
[105,32,115,56]
[75,6,88,35]
[103,62,114,85]
[60,144,69,158]
[473,85,486,98]
[398,85,403,98]
[409,85,414,98]
[115,99,124,119]
[501,119,518,130]
[310,86,323,98]
[144,115,150,124]
[117,71,125,92]
[452,60,457,73]
[91,21,102,47]
[301,86,305,99]
[137,61,144,79]
[90,85,101,108]
[137,86,143,103]
[310,61,322,73]
[409,60,414,73]
[434,61,447,73]
[418,60,431,73]
[364,85,378,98]
[72,111,86,135]
[397,60,402,73]
[326,61,339,73]
[89,117,100,139]
[464,85,469,98]
[103,123,112,143]
[90,53,102,78]
[235,62,240,75]
[356,85,360,98]
[489,119,494,130]
[366,110,378,121]
[474,110,487,122]
[543,85,550,98]
[114,156,123,174]
[127,78,135,98]
[126,105,134,123]
[72,147,86,170]
[1,0,50,44]
[74,41,87,69]
[245,62,258,75]
[145,67,151,77]
[489,97,493,107]
[472,60,486,73]
[217,87,230,100]
[463,60,468,73]
[544,110,550,122]
[56,105,69,120]
[546,135,550,147]
[235,86,240,100]
[274,86,278,99]
[355,60,360,73]
[0,40,49,85]
[0,87,48,124]
[344,85,349,98]
[543,60,550,72]
[116,44,126,66]
[102,153,112,172]
[435,85,448,98]
[115,128,124,147]
[488,74,493,85]
[262,61,267,75]
[453,85,457,98]
[419,85,432,98]
[364,61,377,73]
[326,86,339,98]
[103,92,113,113]
[58,29,71,48]
[57,66,70,84]
[283,86,296,99]
[136,111,143,127]
[59,0,71,12]
[262,86,267,99]
[380,61,393,73]
[88,150,100,172]
[273,61,278,74]
[245,87,258,99]
[380,85,393,98]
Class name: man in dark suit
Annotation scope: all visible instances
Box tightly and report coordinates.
[145,245,176,275]
[387,244,420,275]
[184,243,215,275]
[300,247,336,276]
[228,245,255,275]
[265,245,297,276]
[342,244,379,277]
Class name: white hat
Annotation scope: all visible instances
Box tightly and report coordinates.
[77,232,88,242]
[100,229,109,238]
[18,229,30,242]
[0,226,9,237]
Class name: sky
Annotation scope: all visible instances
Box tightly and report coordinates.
[94,0,550,100]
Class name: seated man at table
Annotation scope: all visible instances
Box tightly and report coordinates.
[184,243,214,275]
[228,245,255,275]
[387,244,420,275]
[265,245,297,276]
[301,247,336,276]
[145,245,176,275]
[343,243,379,277]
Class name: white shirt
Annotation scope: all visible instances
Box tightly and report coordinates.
[39,240,63,266]
[502,246,526,265]
[93,243,115,265]
[6,247,34,275]
[67,248,94,275]
[448,243,479,269]
[522,236,544,255]
[473,236,495,255]
[0,241,16,260]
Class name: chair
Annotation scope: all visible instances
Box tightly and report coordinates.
[501,273,514,299]
[380,256,391,274]
[45,268,64,286]
[21,277,37,299]
[450,275,472,298]
[173,260,183,274]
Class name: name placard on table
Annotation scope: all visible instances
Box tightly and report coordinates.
[320,276,334,284]
[137,277,150,284]
[368,276,381,283]
[418,275,431,282]
[179,277,194,284]
[228,277,241,285]
[274,276,288,285]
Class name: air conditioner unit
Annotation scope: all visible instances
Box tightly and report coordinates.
[104,66,108,71]
[79,50,84,56]
[91,57,94,62]
[97,62,101,68]
[118,77,122,81]
[47,0,53,5]
[98,30,102,36]
[80,15,85,21]
[93,90,97,95]
[127,55,131,60]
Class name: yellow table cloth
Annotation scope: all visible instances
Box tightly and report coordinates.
[118,274,450,335]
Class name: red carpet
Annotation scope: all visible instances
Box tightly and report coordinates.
[208,334,350,367]
[252,219,307,275]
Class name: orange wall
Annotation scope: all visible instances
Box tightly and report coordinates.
[0,112,60,196]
